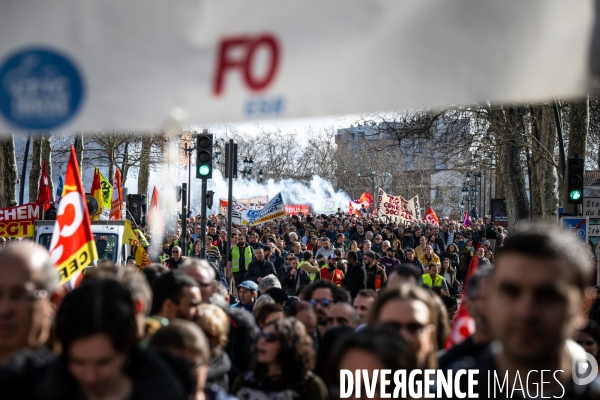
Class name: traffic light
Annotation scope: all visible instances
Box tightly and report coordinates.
[206,190,215,209]
[567,157,584,205]
[196,130,213,179]
[126,194,146,226]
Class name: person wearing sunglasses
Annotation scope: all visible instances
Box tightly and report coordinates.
[166,246,186,270]
[301,280,350,340]
[368,283,439,369]
[231,318,328,400]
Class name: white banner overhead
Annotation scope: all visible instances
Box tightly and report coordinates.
[375,188,421,224]
[0,0,594,133]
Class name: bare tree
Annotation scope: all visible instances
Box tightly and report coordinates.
[28,135,42,203]
[0,135,18,208]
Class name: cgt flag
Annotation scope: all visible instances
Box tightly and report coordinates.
[424,207,440,226]
[49,146,98,287]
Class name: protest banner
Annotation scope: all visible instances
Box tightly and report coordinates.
[0,1,590,132]
[0,203,41,237]
[375,189,420,224]
[284,204,310,215]
[238,193,286,226]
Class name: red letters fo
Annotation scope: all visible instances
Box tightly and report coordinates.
[213,34,281,95]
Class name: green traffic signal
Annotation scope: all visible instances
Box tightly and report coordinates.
[569,190,582,201]
[198,164,211,176]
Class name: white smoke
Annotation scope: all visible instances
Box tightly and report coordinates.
[194,169,350,215]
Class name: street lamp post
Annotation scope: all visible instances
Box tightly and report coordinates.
[462,171,481,219]
[356,171,391,195]
[183,141,196,209]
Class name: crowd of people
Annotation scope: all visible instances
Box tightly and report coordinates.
[1,211,600,399]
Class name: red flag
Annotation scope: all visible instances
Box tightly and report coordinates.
[49,146,98,287]
[147,186,164,234]
[358,192,373,208]
[36,159,51,211]
[110,168,123,220]
[349,201,360,216]
[424,207,439,226]
[445,305,475,349]
[445,253,479,349]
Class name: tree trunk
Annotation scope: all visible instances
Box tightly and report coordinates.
[29,136,42,203]
[529,111,543,218]
[75,133,84,171]
[41,134,54,201]
[0,135,18,208]
[564,97,589,214]
[138,134,152,196]
[493,107,530,227]
[540,105,558,219]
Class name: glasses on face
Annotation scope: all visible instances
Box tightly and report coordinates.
[286,257,294,261]
[310,298,332,308]
[258,331,279,343]
[0,287,48,306]
[172,250,180,253]
[382,321,427,335]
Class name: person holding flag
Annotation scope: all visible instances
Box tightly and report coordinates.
[49,146,98,289]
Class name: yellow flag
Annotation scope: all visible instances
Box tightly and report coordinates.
[123,220,151,269]
[98,168,113,221]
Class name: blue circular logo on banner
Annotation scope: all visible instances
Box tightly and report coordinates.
[0,47,84,130]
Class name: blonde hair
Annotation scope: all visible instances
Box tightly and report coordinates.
[196,304,229,353]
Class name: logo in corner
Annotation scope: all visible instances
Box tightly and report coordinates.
[572,351,599,385]
[0,47,84,130]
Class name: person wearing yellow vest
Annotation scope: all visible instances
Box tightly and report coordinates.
[299,250,320,281]
[421,263,449,296]
[226,234,255,291]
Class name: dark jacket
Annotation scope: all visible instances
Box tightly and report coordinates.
[459,245,474,272]
[343,261,367,299]
[245,259,276,283]
[207,350,232,393]
[444,251,461,271]
[404,258,425,274]
[401,236,416,250]
[223,307,259,385]
[269,253,285,275]
[281,266,311,296]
